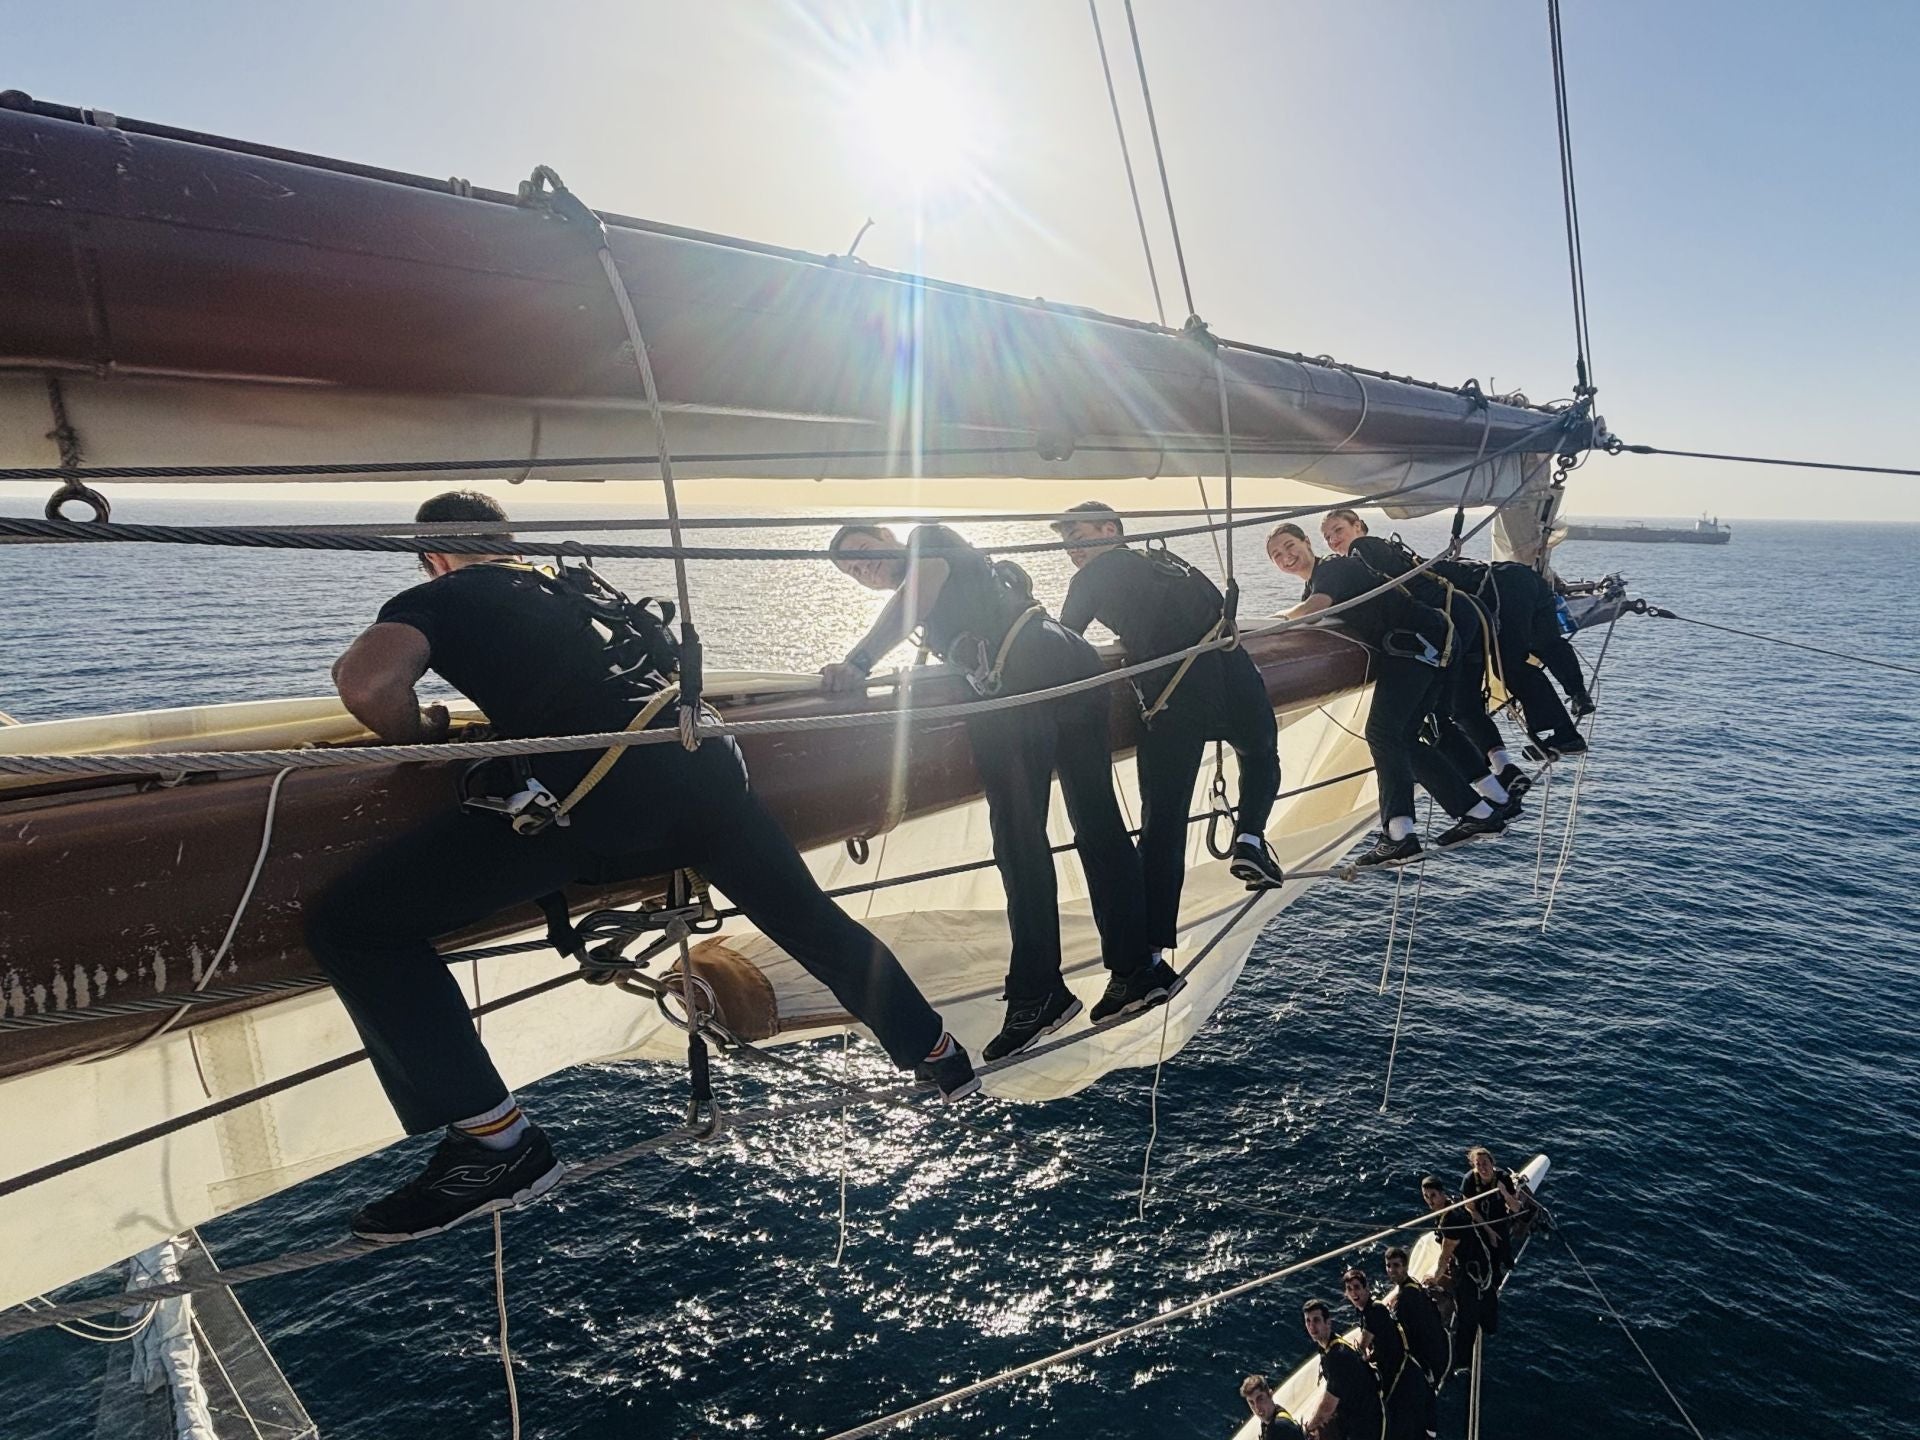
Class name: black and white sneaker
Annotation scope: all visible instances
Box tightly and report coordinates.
[1090,958,1186,1025]
[1493,794,1526,825]
[1435,811,1508,849]
[914,1039,982,1101]
[1354,833,1424,870]
[1544,731,1589,757]
[1495,764,1532,802]
[1228,838,1286,890]
[983,987,1084,1062]
[351,1123,565,1243]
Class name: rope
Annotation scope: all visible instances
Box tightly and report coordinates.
[1541,610,1619,931]
[25,1293,159,1343]
[1378,798,1430,1111]
[1547,0,1596,394]
[1135,984,1176,1221]
[1636,606,1920,679]
[816,1185,1531,1440]
[1087,0,1168,329]
[1611,442,1920,480]
[492,1214,521,1440]
[1563,1236,1708,1438]
[1120,0,1196,320]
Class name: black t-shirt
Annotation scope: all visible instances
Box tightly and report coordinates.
[1389,1281,1451,1379]
[1434,1201,1492,1273]
[375,562,665,738]
[1358,1299,1409,1386]
[1059,544,1222,658]
[1303,554,1446,653]
[1257,1412,1308,1440]
[908,524,1032,662]
[1462,1167,1517,1236]
[1317,1338,1383,1426]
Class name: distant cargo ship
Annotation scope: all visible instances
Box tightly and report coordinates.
[1560,513,1731,545]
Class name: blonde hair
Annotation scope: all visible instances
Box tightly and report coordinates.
[1466,1145,1495,1166]
[1325,507,1368,532]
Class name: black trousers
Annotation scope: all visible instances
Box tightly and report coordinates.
[1367,653,1482,826]
[1432,597,1504,785]
[964,620,1148,1005]
[307,739,944,1135]
[1448,1261,1496,1368]
[1382,1366,1434,1440]
[1135,646,1281,949]
[1494,567,1590,724]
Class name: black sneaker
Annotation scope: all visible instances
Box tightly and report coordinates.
[1493,794,1526,825]
[1354,833,1424,869]
[1546,732,1589,757]
[350,1123,565,1243]
[982,988,1083,1062]
[1090,958,1186,1025]
[1435,811,1508,848]
[1570,696,1597,719]
[1496,764,1532,801]
[914,1038,982,1101]
[1228,838,1285,890]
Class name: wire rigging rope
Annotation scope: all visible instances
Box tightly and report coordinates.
[1547,0,1596,394]
[1087,0,1168,329]
[1608,442,1920,479]
[1120,0,1196,321]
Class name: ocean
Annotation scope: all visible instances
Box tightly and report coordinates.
[4,499,1917,1438]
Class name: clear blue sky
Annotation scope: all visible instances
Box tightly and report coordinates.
[7,0,1917,518]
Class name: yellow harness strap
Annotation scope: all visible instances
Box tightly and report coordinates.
[1141,613,1226,723]
[553,683,681,822]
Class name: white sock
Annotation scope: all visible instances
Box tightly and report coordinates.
[1488,747,1516,773]
[1237,832,1264,849]
[1387,816,1415,842]
[1467,800,1495,820]
[452,1095,528,1151]
[1473,774,1510,804]
[923,1032,956,1063]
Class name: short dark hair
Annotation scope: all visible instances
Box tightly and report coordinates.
[1420,1175,1445,1193]
[1050,499,1124,537]
[1239,1375,1270,1400]
[1269,521,1308,544]
[1301,1299,1332,1321]
[415,489,508,525]
[1384,1246,1409,1264]
[1341,1267,1367,1285]
[828,523,896,556]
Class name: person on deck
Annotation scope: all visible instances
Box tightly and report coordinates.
[1461,1146,1530,1280]
[1302,1297,1384,1440]
[1266,523,1506,869]
[1343,1266,1434,1440]
[1322,508,1590,761]
[1383,1245,1452,1395]
[1422,1174,1497,1372]
[823,523,1175,1060]
[1051,500,1284,961]
[308,491,978,1244]
[1240,1374,1308,1440]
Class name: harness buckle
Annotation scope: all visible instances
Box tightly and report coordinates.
[459,762,570,833]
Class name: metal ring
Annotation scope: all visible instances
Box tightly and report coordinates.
[655,973,720,1034]
[845,835,871,866]
[44,482,110,523]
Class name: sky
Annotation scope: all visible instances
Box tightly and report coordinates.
[4,0,1918,519]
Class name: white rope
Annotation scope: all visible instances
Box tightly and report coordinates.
[492,1213,521,1440]
[82,766,293,1068]
[1135,985,1177,1221]
[1563,1237,1708,1439]
[1530,759,1556,896]
[1467,1329,1484,1440]
[1541,609,1620,931]
[1378,798,1430,1111]
[1086,0,1168,329]
[26,1293,160,1342]
[1378,865,1407,995]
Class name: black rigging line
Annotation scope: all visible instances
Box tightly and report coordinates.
[1611,443,1920,479]
[1548,0,1595,395]
[1088,0,1169,328]
[1633,603,1920,678]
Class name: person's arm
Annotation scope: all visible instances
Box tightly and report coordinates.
[1058,570,1097,637]
[331,622,447,743]
[1306,1382,1339,1431]
[821,556,950,692]
[1283,592,1334,621]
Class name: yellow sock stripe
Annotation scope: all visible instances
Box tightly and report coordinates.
[459,1108,523,1137]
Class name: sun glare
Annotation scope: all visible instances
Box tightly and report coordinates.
[848,49,988,196]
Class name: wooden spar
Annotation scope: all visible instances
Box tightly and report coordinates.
[0,98,1569,493]
[0,629,1370,1078]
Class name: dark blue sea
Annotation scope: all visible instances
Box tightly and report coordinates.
[5,500,1917,1438]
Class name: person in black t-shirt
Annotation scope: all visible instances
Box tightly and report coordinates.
[1382,1246,1452,1392]
[1302,1298,1384,1440]
[1240,1374,1308,1440]
[824,523,1167,1060]
[1422,1175,1496,1372]
[310,492,975,1244]
[1342,1267,1432,1440]
[1462,1145,1531,1280]
[1265,524,1500,869]
[1051,501,1283,956]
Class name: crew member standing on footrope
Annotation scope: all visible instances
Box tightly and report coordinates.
[310,492,978,1243]
[1267,524,1504,868]
[1383,1245,1452,1399]
[1302,1297,1384,1440]
[1422,1174,1497,1372]
[1461,1145,1530,1282]
[1343,1266,1433,1440]
[1052,501,1283,963]
[823,523,1172,1059]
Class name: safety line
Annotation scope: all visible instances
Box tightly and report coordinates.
[1087,0,1168,328]
[1547,0,1596,393]
[1121,0,1196,320]
[1641,607,1920,678]
[1611,443,1920,479]
[1563,1236,1707,1438]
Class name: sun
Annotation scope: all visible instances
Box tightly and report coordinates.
[847,48,990,197]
